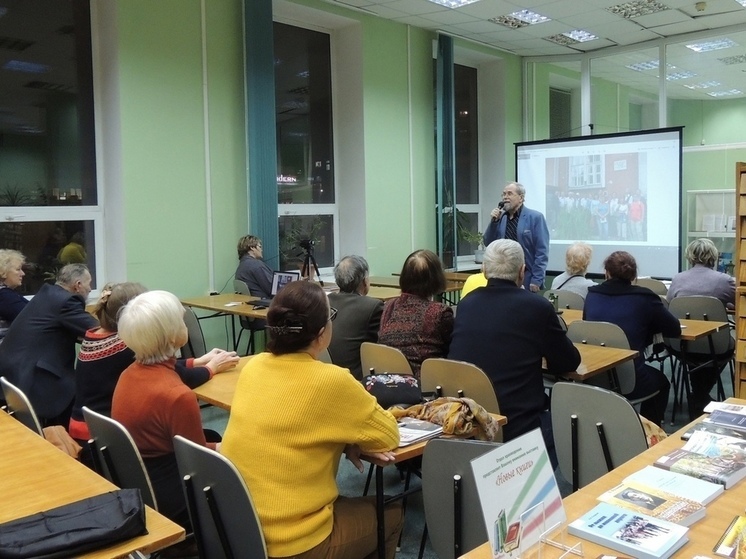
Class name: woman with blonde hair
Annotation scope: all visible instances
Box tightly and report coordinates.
[550,242,596,299]
[0,249,28,339]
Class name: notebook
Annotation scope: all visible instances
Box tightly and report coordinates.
[254,271,301,307]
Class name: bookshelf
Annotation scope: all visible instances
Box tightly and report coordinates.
[735,163,746,397]
[686,189,736,274]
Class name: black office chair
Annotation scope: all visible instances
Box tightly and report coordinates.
[233,279,264,355]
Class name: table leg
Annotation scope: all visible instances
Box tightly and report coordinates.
[376,465,385,559]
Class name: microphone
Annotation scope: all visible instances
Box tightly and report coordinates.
[492,201,506,222]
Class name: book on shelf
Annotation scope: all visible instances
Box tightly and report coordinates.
[396,418,443,447]
[597,480,705,526]
[682,421,746,443]
[708,410,746,430]
[624,465,723,505]
[567,503,688,559]
[471,428,565,558]
[654,444,746,490]
[713,515,746,558]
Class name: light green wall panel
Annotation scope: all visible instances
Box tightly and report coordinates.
[503,55,522,181]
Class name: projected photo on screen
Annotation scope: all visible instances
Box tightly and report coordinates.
[516,128,682,279]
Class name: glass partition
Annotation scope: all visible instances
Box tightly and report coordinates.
[526,60,582,141]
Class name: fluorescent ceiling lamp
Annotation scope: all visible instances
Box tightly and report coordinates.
[686,38,738,52]
[426,0,482,8]
[706,89,743,97]
[2,60,49,73]
[489,15,528,28]
[510,9,550,24]
[666,70,696,80]
[563,29,598,42]
[736,0,746,6]
[607,0,669,18]
[683,81,720,89]
[719,54,746,65]
[627,59,659,70]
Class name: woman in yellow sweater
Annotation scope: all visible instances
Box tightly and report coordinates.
[221,281,402,559]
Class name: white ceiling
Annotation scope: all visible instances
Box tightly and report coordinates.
[324,0,746,99]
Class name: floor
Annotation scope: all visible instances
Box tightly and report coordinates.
[200,356,734,559]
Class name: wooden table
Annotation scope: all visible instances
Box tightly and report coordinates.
[0,412,184,558]
[368,275,400,288]
[459,398,746,558]
[567,343,638,382]
[193,355,253,410]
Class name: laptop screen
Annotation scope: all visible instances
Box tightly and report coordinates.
[271,271,301,296]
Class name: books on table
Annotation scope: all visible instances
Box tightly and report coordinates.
[567,503,689,559]
[653,431,746,489]
[704,401,746,416]
[682,421,746,443]
[624,465,723,506]
[707,410,746,431]
[713,515,746,558]
[597,480,705,526]
[396,418,443,447]
[470,428,565,558]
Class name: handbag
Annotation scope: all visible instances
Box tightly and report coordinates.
[0,488,147,559]
[362,373,422,409]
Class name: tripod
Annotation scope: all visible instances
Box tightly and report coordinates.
[301,248,324,287]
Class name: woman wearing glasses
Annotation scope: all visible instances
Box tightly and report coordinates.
[222,281,403,559]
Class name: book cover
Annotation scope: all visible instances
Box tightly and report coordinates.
[471,428,565,558]
[567,503,689,559]
[704,402,746,416]
[397,418,443,447]
[654,448,746,489]
[624,465,723,505]
[683,421,746,443]
[709,410,746,430]
[683,430,746,461]
[597,481,705,526]
[713,515,746,558]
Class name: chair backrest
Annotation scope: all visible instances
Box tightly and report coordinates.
[667,295,732,355]
[420,358,501,416]
[181,305,206,359]
[360,342,413,376]
[566,320,636,394]
[82,406,157,510]
[635,277,667,295]
[550,382,647,491]
[233,279,250,295]
[543,289,585,310]
[0,376,43,436]
[422,438,502,559]
[173,435,267,559]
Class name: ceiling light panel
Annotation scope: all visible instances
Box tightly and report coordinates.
[489,15,528,29]
[686,38,738,52]
[564,29,598,42]
[510,9,550,24]
[706,89,743,97]
[607,0,670,19]
[627,59,660,70]
[666,70,697,80]
[426,0,482,8]
[718,54,746,65]
[545,34,580,46]
[683,81,721,89]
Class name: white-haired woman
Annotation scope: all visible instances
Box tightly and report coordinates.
[112,290,219,530]
[0,249,28,339]
[550,242,596,299]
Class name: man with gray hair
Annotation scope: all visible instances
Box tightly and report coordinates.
[327,255,384,379]
[448,239,579,466]
[0,263,97,426]
[483,182,549,292]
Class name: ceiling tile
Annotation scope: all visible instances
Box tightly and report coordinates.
[392,13,442,27]
[452,19,509,32]
[633,8,691,27]
[421,9,483,23]
[383,0,448,15]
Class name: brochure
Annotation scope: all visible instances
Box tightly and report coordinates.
[597,480,705,526]
[397,418,443,447]
[624,465,723,505]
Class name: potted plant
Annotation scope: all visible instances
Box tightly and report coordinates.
[460,229,485,263]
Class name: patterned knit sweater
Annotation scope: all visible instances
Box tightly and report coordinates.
[221,352,399,557]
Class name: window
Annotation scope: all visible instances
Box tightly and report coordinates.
[274,22,335,272]
[454,64,480,258]
[0,0,100,292]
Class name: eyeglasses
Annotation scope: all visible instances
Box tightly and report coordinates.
[329,307,338,322]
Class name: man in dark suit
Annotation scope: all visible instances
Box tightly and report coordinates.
[448,239,580,465]
[0,263,98,426]
[327,255,383,379]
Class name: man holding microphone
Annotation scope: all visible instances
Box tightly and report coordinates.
[482,182,549,292]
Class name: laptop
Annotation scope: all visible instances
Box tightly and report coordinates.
[254,270,301,307]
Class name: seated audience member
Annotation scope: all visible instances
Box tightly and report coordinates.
[378,249,454,377]
[668,238,735,309]
[0,264,97,426]
[460,271,487,299]
[69,282,238,450]
[668,238,736,415]
[221,281,402,559]
[550,241,596,299]
[0,249,28,340]
[584,251,681,426]
[112,290,220,529]
[448,239,580,465]
[327,255,384,379]
[235,234,273,298]
[57,231,87,265]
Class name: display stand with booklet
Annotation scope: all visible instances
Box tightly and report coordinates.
[654,430,746,489]
[471,429,570,558]
[597,480,705,526]
[713,515,746,558]
[623,465,723,505]
[397,418,443,447]
[567,503,689,559]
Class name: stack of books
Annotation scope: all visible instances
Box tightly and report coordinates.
[396,418,443,447]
